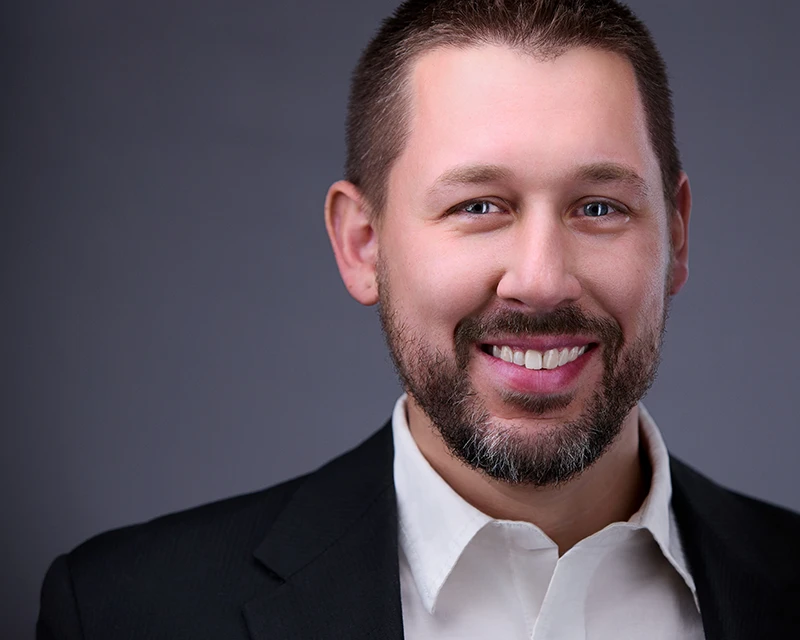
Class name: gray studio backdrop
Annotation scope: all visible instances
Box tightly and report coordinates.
[3,1,799,637]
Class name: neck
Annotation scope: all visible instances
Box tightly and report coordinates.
[406,400,648,555]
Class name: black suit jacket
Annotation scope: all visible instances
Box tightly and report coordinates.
[38,423,800,639]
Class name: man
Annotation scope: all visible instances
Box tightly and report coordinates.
[38,0,800,638]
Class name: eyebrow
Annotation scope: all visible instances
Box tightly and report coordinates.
[426,164,515,197]
[426,161,650,200]
[574,162,650,200]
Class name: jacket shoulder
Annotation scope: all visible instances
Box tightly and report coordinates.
[671,456,800,528]
[39,423,396,639]
[39,474,308,639]
[671,457,800,584]
[72,473,306,563]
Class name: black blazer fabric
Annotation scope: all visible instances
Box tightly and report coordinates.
[38,424,800,639]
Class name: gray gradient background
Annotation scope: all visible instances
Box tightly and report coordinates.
[3,1,799,637]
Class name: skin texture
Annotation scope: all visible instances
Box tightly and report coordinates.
[325,44,691,552]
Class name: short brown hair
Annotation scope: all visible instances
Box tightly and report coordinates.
[345,0,681,217]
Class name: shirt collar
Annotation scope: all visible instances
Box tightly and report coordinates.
[392,395,698,614]
[635,403,698,602]
[392,395,492,613]
[392,395,699,613]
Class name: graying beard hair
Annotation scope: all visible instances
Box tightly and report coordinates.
[464,425,525,483]
[451,386,604,485]
[463,404,605,485]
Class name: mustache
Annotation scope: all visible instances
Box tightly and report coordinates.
[454,305,623,349]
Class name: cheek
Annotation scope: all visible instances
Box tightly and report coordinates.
[381,228,498,334]
[578,234,669,333]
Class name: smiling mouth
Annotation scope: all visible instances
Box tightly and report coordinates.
[480,343,596,370]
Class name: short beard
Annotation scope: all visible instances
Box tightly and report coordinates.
[377,264,667,487]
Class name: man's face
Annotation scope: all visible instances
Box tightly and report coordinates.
[374,45,684,485]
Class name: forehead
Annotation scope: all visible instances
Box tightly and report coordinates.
[391,44,659,197]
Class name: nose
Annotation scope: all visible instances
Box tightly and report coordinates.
[495,213,582,312]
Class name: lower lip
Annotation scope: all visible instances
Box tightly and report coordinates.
[475,346,595,395]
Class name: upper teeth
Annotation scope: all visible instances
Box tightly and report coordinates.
[491,345,587,370]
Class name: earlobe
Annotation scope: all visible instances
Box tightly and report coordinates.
[324,180,380,305]
[668,172,692,295]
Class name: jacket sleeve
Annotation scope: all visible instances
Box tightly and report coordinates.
[37,554,85,640]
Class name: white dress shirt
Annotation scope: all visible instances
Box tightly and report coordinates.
[392,395,705,639]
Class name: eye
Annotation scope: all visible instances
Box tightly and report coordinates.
[582,201,617,217]
[459,200,503,215]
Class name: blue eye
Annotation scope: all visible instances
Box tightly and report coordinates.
[583,202,614,217]
[463,201,500,215]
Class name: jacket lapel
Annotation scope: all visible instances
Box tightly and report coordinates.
[243,424,404,640]
[670,457,800,639]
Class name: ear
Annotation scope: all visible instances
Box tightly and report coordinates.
[668,172,691,295]
[324,180,380,305]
